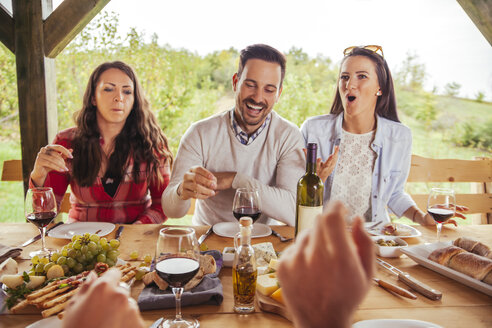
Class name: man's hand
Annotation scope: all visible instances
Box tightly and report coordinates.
[62,268,145,328]
[278,202,374,328]
[212,172,236,191]
[178,166,217,200]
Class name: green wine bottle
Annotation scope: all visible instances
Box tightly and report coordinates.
[295,143,324,236]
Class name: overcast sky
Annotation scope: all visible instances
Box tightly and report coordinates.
[2,0,491,101]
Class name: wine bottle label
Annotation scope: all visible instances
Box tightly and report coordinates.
[297,205,323,232]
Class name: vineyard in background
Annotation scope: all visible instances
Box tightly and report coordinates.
[0,11,490,223]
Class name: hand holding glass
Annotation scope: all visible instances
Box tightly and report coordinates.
[155,227,200,328]
[427,188,456,242]
[25,187,57,257]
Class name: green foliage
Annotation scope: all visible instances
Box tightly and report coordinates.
[450,119,492,151]
[394,51,427,91]
[444,82,462,97]
[475,91,485,103]
[396,88,437,129]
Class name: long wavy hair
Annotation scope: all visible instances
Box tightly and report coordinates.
[330,47,400,122]
[71,61,173,187]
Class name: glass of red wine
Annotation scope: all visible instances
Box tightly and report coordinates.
[155,227,200,328]
[427,187,456,242]
[24,187,57,258]
[232,188,262,224]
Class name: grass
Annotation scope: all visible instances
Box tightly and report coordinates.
[1,95,490,224]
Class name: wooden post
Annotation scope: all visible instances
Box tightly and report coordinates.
[13,0,58,193]
[12,0,58,190]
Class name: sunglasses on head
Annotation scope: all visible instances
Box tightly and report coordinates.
[343,45,384,57]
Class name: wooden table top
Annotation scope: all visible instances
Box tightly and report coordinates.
[1,222,491,328]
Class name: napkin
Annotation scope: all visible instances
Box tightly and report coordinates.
[0,244,22,265]
[138,250,223,311]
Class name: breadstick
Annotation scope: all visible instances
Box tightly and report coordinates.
[41,301,66,318]
[29,286,71,305]
[42,288,79,309]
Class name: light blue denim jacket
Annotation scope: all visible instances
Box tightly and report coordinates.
[300,113,416,223]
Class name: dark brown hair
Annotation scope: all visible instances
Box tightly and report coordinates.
[237,44,287,87]
[330,47,400,122]
[72,61,173,186]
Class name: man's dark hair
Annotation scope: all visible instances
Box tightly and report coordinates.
[237,44,286,87]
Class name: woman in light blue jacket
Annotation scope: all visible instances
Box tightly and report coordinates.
[301,45,458,225]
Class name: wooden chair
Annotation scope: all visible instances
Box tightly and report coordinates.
[1,159,71,213]
[407,155,492,224]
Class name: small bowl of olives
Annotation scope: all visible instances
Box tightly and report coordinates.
[371,236,408,258]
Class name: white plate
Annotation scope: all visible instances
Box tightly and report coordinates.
[364,222,422,238]
[353,319,442,328]
[401,242,492,297]
[26,316,63,328]
[48,222,115,239]
[212,222,272,238]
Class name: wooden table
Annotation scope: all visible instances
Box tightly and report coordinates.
[0,223,491,328]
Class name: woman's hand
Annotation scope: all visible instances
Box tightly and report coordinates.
[303,146,339,182]
[411,205,469,226]
[30,144,73,187]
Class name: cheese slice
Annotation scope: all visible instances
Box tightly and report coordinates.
[257,273,279,296]
[253,242,277,267]
[270,287,284,304]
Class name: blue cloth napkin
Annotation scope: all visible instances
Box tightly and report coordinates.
[137,250,223,311]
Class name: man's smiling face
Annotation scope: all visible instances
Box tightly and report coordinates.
[233,58,282,135]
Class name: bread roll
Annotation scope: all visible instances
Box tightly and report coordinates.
[454,237,492,259]
[428,246,465,266]
[447,252,492,281]
[483,270,492,285]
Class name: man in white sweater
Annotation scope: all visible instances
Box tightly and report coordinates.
[162,44,305,226]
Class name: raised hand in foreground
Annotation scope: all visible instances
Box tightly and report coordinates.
[62,268,144,328]
[277,201,374,328]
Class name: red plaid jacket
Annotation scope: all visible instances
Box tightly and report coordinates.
[31,128,170,224]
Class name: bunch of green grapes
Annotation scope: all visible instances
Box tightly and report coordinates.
[30,233,120,276]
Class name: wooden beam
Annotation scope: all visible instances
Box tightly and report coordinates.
[457,0,492,46]
[43,0,110,58]
[0,3,14,53]
[13,0,58,191]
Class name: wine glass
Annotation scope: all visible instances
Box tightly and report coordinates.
[232,188,262,224]
[25,187,57,258]
[427,188,456,242]
[155,227,200,328]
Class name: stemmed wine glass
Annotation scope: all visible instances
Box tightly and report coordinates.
[232,188,262,224]
[427,188,456,242]
[155,227,200,328]
[25,187,57,258]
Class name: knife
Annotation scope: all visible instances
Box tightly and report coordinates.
[376,258,442,300]
[115,226,124,240]
[21,222,64,247]
[373,278,417,299]
[198,226,213,245]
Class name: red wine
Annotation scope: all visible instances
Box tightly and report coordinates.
[156,257,200,287]
[428,208,454,223]
[233,207,261,222]
[26,212,56,228]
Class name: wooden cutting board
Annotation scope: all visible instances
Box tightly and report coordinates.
[256,291,292,321]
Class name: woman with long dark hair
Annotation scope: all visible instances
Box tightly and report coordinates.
[30,61,172,224]
[301,46,464,225]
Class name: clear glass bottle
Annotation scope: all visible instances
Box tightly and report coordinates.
[232,216,257,313]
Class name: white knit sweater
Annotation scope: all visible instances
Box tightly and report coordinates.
[162,110,305,226]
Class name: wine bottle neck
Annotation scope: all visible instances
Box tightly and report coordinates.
[306,161,317,174]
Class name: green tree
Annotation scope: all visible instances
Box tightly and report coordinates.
[444,82,461,97]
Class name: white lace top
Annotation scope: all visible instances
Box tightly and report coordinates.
[331,129,377,222]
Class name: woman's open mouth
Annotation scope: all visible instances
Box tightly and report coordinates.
[347,96,356,102]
